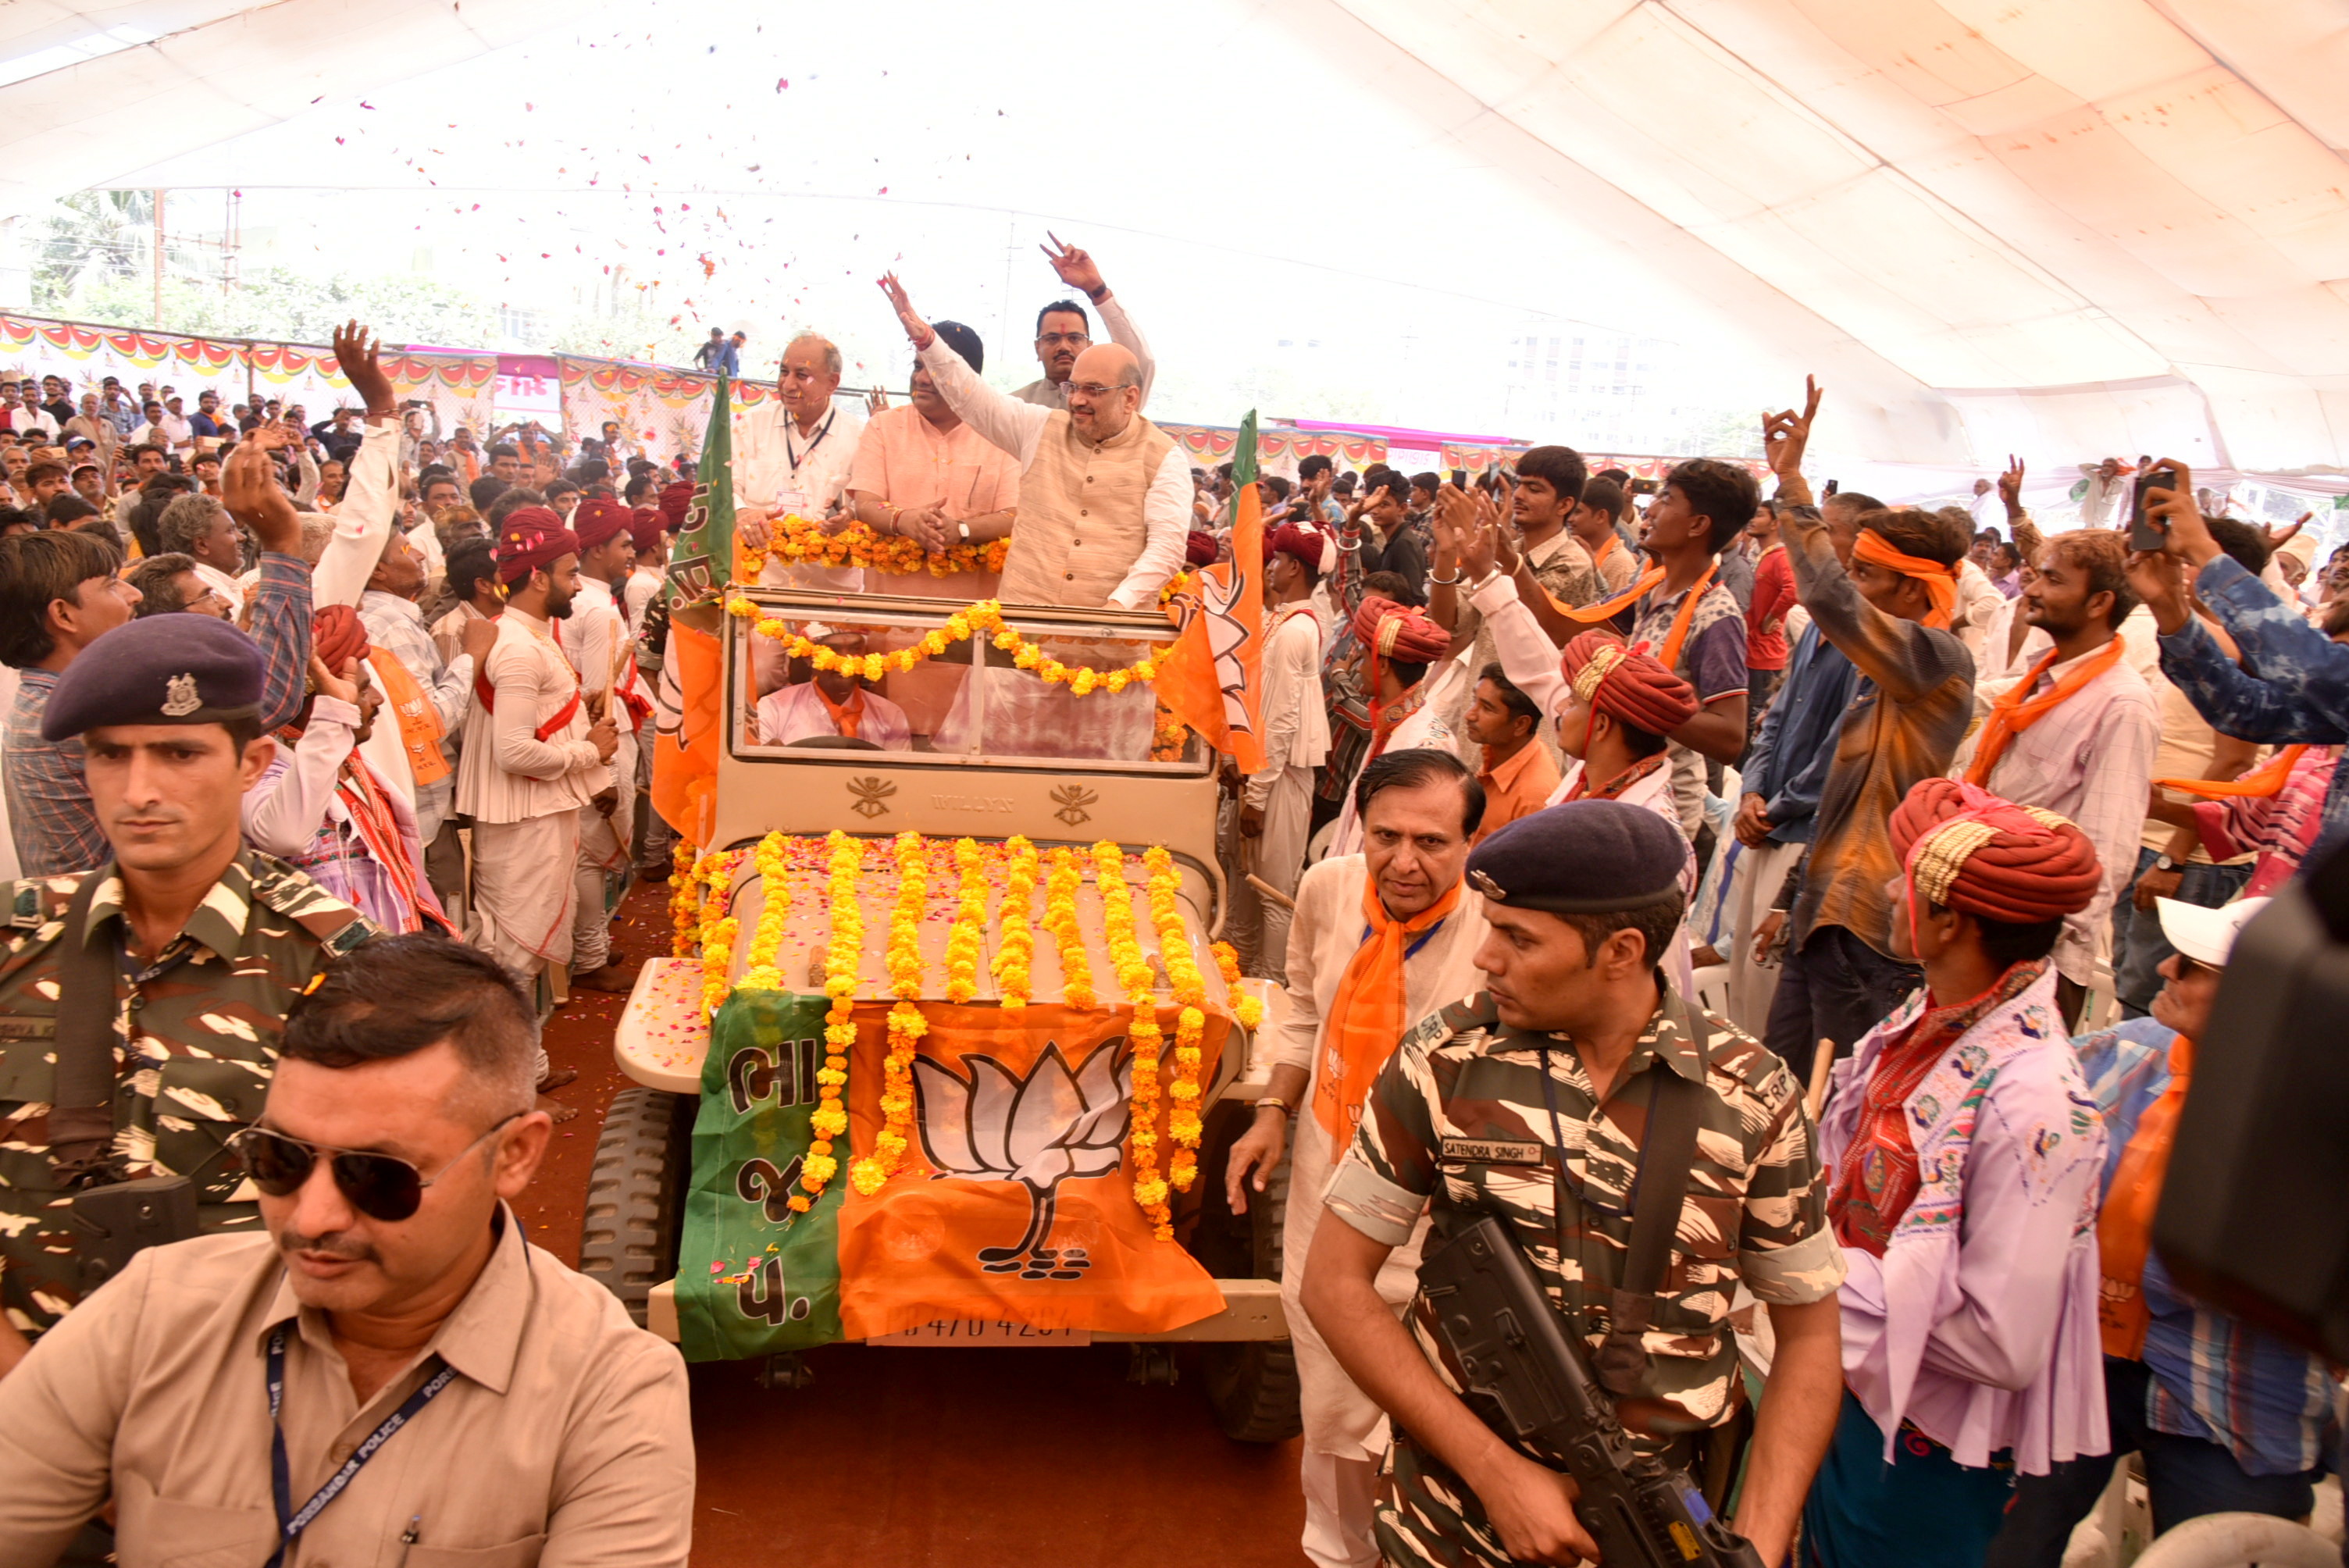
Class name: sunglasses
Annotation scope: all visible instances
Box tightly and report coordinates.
[232,1114,519,1222]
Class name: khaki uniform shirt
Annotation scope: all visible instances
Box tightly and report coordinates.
[0,854,374,1334]
[0,1217,693,1567]
[1324,985,1843,1568]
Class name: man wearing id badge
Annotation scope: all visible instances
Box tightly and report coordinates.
[0,936,693,1566]
[733,332,865,593]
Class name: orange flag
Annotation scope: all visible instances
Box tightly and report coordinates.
[836,1001,1228,1339]
[650,621,722,847]
[1156,408,1265,773]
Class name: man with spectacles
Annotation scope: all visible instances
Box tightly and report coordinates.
[0,615,378,1381]
[881,270,1186,611]
[0,934,693,1563]
[1012,235,1157,411]
[732,330,865,592]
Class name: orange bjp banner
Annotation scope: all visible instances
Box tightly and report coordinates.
[835,1000,1228,1339]
[650,622,722,847]
[1154,408,1266,774]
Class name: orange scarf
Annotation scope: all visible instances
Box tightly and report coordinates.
[1314,877,1463,1138]
[2158,745,2307,800]
[1965,636,2127,786]
[365,649,450,788]
[1850,529,1957,629]
[814,683,866,739]
[2098,1033,2192,1359]
[1552,561,1664,624]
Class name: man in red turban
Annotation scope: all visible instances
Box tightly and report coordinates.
[1325,593,1463,857]
[1185,529,1221,569]
[557,500,650,993]
[457,504,616,1112]
[1804,775,2110,1568]
[1552,630,1699,815]
[242,605,447,938]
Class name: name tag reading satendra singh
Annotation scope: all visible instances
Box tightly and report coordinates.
[1440,1137,1546,1165]
[868,1320,1093,1346]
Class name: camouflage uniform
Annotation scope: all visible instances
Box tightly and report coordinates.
[1322,985,1844,1568]
[0,852,375,1335]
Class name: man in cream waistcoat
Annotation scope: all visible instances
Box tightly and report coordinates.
[879,272,1185,610]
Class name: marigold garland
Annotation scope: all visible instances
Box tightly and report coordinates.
[695,850,744,1014]
[733,832,793,992]
[944,837,988,1006]
[850,832,929,1196]
[754,511,1011,578]
[1095,841,1171,1238]
[992,836,1039,1009]
[1144,847,1207,1194]
[668,844,704,959]
[726,595,1162,694]
[1042,847,1096,1008]
[1210,941,1267,1030]
[798,830,864,1211]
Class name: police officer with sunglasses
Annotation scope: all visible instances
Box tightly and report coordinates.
[0,935,695,1566]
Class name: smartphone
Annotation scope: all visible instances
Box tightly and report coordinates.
[1823,478,1840,497]
[1449,469,1467,490]
[2130,467,2175,552]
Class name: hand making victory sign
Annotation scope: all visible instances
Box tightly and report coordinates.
[1040,233,1107,298]
[877,273,935,351]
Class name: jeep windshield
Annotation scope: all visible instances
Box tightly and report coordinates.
[726,588,1208,774]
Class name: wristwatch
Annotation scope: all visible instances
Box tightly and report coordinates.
[2153,855,2177,873]
[1253,1096,1293,1116]
[957,521,971,542]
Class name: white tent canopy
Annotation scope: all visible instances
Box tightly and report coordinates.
[5,0,2347,484]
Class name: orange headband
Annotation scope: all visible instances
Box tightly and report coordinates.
[1852,529,1957,629]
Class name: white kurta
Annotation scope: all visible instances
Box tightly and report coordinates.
[736,401,867,593]
[1270,855,1491,1461]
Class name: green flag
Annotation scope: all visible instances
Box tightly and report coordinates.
[666,375,737,629]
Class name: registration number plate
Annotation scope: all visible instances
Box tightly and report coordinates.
[868,1318,1093,1346]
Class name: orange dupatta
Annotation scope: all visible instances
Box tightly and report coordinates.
[1965,636,2127,786]
[2158,745,2308,800]
[2098,1034,2192,1359]
[365,648,450,788]
[813,684,867,739]
[1314,877,1464,1139]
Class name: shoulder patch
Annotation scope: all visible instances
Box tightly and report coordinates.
[247,856,380,953]
[11,875,80,929]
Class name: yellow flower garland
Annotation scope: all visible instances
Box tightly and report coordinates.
[850,832,929,1196]
[734,832,793,992]
[1144,847,1207,1194]
[669,844,704,959]
[798,830,864,1211]
[1043,846,1096,1008]
[725,595,1163,694]
[1210,941,1266,1030]
[944,837,987,1006]
[1095,841,1171,1238]
[696,850,743,1015]
[992,836,1039,1010]
[754,511,1011,579]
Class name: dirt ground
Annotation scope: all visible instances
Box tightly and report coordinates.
[530,882,1309,1568]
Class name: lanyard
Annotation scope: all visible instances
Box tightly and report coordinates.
[264,1322,456,1568]
[1357,917,1445,962]
[785,410,835,476]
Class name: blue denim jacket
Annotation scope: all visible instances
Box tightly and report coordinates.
[1742,622,1857,844]
[2155,554,2349,864]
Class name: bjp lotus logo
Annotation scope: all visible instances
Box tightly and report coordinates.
[912,1041,1132,1281]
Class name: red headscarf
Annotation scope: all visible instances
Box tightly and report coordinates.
[658,481,695,532]
[1559,629,1697,737]
[494,505,583,584]
[1351,593,1447,664]
[1263,524,1321,572]
[1185,529,1221,568]
[629,506,666,554]
[311,604,370,671]
[572,497,633,552]
[1890,778,2103,924]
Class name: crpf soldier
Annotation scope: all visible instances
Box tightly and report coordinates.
[0,615,375,1371]
[1302,800,1847,1568]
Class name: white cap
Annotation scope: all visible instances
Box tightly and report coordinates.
[2155,896,2270,968]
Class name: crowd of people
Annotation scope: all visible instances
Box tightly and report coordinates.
[0,226,2339,1568]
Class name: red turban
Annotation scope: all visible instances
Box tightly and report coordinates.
[1352,593,1448,664]
[1890,779,2103,924]
[658,481,695,531]
[311,604,370,672]
[494,505,583,584]
[629,506,666,553]
[1185,530,1221,568]
[1264,524,1321,572]
[1560,629,1697,737]
[572,497,633,551]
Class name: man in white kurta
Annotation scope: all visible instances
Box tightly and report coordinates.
[555,499,647,988]
[1224,756,1488,1568]
[1239,528,1331,978]
[456,508,616,1055]
[733,332,867,594]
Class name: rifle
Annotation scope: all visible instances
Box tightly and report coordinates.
[1418,1213,1763,1568]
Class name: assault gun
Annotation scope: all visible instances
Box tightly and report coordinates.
[1419,1213,1763,1568]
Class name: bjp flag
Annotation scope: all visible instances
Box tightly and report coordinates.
[672,993,1228,1360]
[1155,408,1265,774]
[651,375,737,844]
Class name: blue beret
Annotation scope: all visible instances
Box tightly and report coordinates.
[42,614,265,741]
[1466,800,1685,913]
